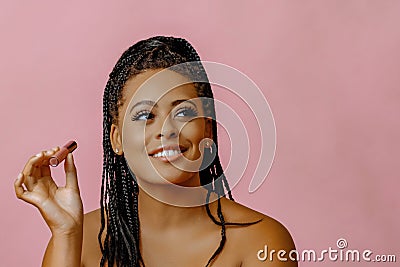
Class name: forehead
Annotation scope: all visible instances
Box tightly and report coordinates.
[122,68,198,106]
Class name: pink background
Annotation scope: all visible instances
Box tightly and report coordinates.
[1,0,399,266]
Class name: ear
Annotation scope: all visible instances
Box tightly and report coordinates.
[110,123,123,155]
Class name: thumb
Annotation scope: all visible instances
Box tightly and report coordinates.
[64,153,79,191]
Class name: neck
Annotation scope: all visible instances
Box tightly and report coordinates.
[136,174,220,230]
[137,187,205,229]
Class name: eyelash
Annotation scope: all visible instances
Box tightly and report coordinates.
[131,106,198,121]
[175,106,198,118]
[131,110,154,121]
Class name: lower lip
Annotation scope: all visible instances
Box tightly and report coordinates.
[150,152,185,163]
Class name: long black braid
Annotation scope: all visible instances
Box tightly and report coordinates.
[99,36,262,267]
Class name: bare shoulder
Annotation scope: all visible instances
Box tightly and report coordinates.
[218,197,298,266]
[81,208,102,267]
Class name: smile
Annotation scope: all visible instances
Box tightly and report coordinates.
[152,149,181,158]
[148,145,188,163]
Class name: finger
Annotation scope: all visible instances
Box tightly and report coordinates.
[24,147,60,189]
[64,153,79,191]
[22,151,47,190]
[14,173,39,206]
[30,150,49,187]
[37,148,60,190]
[24,167,41,192]
[43,146,60,165]
[32,163,42,180]
[22,151,46,176]
[14,173,25,197]
[40,147,59,177]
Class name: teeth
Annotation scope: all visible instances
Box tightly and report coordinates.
[152,150,181,158]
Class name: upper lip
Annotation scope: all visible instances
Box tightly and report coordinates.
[148,144,187,156]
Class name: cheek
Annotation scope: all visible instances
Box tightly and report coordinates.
[123,126,156,179]
[123,124,150,173]
[180,120,206,148]
[124,127,146,150]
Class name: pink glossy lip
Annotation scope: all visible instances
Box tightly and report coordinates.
[148,144,187,163]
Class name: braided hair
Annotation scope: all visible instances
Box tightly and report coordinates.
[100,36,261,267]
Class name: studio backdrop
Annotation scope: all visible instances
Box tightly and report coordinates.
[1,1,399,266]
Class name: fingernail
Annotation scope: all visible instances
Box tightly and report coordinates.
[17,173,23,180]
[36,152,42,157]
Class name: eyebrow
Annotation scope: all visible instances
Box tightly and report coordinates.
[129,99,197,114]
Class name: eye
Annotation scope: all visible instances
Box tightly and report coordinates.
[175,106,198,118]
[131,110,154,121]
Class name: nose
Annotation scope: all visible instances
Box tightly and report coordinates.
[157,117,178,140]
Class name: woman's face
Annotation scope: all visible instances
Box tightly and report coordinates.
[111,68,212,187]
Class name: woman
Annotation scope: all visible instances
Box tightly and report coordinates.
[14,36,297,267]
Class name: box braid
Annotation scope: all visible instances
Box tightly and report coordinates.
[100,36,262,267]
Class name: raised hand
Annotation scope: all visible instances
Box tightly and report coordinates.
[14,147,83,236]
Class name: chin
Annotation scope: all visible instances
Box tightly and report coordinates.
[139,171,198,187]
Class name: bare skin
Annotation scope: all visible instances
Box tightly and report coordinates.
[82,195,297,267]
[14,149,83,267]
[14,68,297,267]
